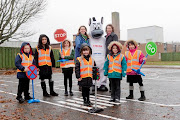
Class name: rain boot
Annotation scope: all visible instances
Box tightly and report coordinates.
[49,81,59,96]
[126,90,134,99]
[126,86,134,99]
[138,91,146,101]
[41,82,51,97]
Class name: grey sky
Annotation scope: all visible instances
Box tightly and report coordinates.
[26,0,180,43]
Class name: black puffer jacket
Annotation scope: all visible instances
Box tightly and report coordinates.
[105,32,118,57]
[34,46,55,80]
[75,55,96,88]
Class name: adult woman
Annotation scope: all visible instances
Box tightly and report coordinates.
[75,26,89,59]
[75,26,89,91]
[105,24,118,57]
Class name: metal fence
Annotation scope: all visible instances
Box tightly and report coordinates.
[161,52,180,61]
[0,47,60,69]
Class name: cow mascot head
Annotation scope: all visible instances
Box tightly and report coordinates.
[89,17,108,91]
[89,17,104,39]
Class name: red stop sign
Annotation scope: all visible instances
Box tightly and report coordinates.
[54,29,67,42]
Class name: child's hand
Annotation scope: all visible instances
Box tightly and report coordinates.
[78,78,82,81]
[24,68,29,72]
[60,53,64,58]
[143,57,147,61]
[37,68,39,75]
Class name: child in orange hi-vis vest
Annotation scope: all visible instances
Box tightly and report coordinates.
[125,39,147,101]
[75,43,96,106]
[34,34,58,97]
[15,42,36,103]
[59,40,75,96]
[103,41,127,103]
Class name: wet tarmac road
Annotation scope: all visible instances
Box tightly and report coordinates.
[0,67,180,120]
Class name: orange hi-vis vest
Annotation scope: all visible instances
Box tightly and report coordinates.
[37,46,52,66]
[107,54,124,73]
[17,53,33,72]
[125,50,141,73]
[60,48,75,68]
[77,57,94,78]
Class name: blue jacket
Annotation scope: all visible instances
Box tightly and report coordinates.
[75,34,90,59]
[15,42,36,79]
[103,52,127,79]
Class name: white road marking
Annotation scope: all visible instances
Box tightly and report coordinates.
[2,80,180,107]
[88,96,126,103]
[78,97,114,107]
[66,99,106,109]
[0,80,18,84]
[58,88,180,107]
[73,97,121,105]
[0,90,124,120]
[120,98,180,107]
[0,84,8,86]
[57,101,93,110]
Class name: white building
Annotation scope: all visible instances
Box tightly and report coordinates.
[0,40,38,48]
[127,25,164,43]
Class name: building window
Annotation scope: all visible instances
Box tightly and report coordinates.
[164,43,167,52]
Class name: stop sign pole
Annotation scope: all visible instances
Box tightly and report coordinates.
[54,29,69,62]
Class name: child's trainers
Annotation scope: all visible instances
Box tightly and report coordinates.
[87,101,93,106]
[25,96,33,100]
[16,97,25,104]
[109,98,115,102]
[83,101,89,106]
[70,91,73,96]
[64,91,68,96]
[115,99,120,103]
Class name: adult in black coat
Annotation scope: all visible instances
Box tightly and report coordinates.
[105,24,118,57]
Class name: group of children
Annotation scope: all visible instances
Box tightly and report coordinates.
[15,35,146,105]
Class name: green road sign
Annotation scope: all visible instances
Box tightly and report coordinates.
[145,42,157,56]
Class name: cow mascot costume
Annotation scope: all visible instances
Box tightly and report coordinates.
[89,17,108,91]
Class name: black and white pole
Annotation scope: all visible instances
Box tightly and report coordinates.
[88,67,103,113]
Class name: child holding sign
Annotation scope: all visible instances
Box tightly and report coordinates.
[34,34,58,97]
[125,39,147,101]
[15,42,36,103]
[59,40,75,96]
[103,41,127,103]
[75,43,96,106]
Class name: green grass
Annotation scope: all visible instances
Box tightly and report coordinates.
[146,61,180,65]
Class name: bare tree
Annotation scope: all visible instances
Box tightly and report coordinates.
[0,0,46,44]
